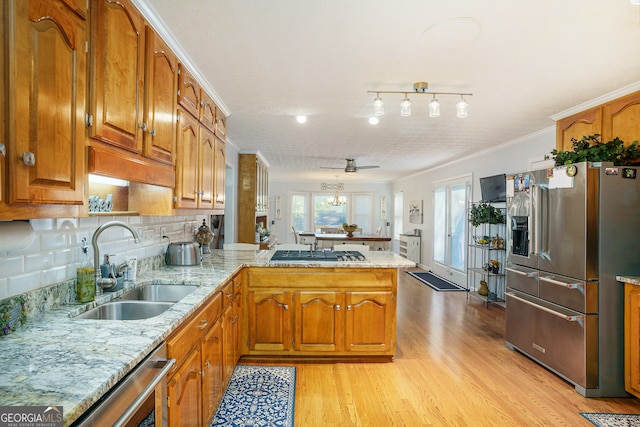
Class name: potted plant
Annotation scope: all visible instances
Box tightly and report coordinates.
[469,203,505,227]
[489,259,501,274]
[551,134,640,166]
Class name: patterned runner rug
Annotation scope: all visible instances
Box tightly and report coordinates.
[581,412,640,426]
[211,365,296,427]
[407,271,466,291]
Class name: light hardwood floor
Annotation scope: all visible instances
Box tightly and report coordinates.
[266,269,640,426]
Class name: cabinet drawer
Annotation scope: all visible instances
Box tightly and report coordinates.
[167,291,222,363]
[221,281,234,307]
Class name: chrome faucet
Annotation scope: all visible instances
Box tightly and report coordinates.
[92,221,142,294]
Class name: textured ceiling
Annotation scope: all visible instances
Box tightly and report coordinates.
[137,0,640,182]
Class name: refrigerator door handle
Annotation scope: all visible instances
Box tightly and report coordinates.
[539,276,583,291]
[532,183,541,256]
[506,292,584,324]
[505,267,537,278]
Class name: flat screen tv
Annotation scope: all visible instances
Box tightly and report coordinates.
[479,173,506,203]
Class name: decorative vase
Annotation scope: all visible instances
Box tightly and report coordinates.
[478,280,489,296]
[491,266,499,274]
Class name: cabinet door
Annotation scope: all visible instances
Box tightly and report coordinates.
[198,126,215,210]
[167,349,202,427]
[294,291,344,352]
[626,284,640,398]
[143,26,177,165]
[199,90,216,132]
[555,107,603,152]
[201,319,223,426]
[177,64,200,119]
[174,109,199,209]
[215,107,227,140]
[247,290,292,352]
[8,0,86,205]
[602,90,640,148]
[90,0,144,153]
[345,291,395,353]
[214,137,226,210]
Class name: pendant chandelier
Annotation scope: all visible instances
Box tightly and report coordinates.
[368,82,472,118]
[322,177,346,206]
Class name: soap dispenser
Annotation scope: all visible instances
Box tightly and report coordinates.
[76,238,95,302]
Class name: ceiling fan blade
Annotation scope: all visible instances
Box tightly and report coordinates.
[319,166,346,170]
[356,165,380,169]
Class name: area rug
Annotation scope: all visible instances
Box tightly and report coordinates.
[211,365,296,427]
[580,412,640,426]
[407,271,466,291]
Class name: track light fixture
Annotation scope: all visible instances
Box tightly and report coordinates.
[367,82,472,118]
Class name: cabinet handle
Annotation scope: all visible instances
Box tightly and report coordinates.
[22,152,35,166]
[198,319,208,329]
[336,305,341,311]
[0,143,5,156]
[226,292,233,298]
[283,304,289,310]
[149,129,156,136]
[139,123,147,131]
[347,305,352,311]
[204,360,210,367]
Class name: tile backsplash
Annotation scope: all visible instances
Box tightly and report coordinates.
[0,214,208,301]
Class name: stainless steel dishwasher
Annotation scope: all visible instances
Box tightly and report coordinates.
[72,343,175,427]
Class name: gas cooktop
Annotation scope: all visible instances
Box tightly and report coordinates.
[270,250,366,262]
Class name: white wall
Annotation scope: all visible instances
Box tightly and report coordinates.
[268,180,393,244]
[392,127,556,269]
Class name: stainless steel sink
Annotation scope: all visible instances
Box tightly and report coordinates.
[76,301,174,320]
[117,284,198,302]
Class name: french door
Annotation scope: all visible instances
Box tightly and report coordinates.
[432,176,470,286]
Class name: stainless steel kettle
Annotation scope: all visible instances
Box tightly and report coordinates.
[165,241,201,266]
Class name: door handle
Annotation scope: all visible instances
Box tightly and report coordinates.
[506,292,584,323]
[505,267,537,278]
[539,276,583,290]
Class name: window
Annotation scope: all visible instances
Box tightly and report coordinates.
[394,191,403,239]
[351,193,373,234]
[313,193,346,231]
[291,192,309,232]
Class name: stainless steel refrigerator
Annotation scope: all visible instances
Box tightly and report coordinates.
[505,161,640,397]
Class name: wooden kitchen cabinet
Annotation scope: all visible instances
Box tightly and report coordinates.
[0,0,87,218]
[90,0,145,154]
[201,319,223,426]
[244,267,397,358]
[177,63,201,119]
[166,290,224,427]
[238,153,269,243]
[167,347,202,427]
[602,90,640,146]
[214,137,226,210]
[174,109,216,210]
[143,26,178,166]
[247,290,293,352]
[555,90,640,152]
[624,283,640,399]
[294,291,344,352]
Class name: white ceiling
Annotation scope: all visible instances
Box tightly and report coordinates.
[137,0,640,182]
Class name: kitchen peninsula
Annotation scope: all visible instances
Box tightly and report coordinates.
[0,249,413,426]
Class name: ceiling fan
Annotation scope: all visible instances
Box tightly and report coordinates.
[321,158,380,173]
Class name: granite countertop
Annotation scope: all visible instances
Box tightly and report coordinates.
[617,276,640,286]
[0,249,413,426]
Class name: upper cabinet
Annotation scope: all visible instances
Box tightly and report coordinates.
[238,153,268,243]
[556,90,640,152]
[143,26,178,166]
[214,137,226,210]
[602,91,640,146]
[89,0,145,154]
[0,0,87,218]
[87,0,176,190]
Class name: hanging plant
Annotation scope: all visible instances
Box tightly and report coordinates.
[469,203,505,227]
[551,134,640,166]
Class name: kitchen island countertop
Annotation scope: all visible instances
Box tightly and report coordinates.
[617,276,640,286]
[0,249,413,425]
